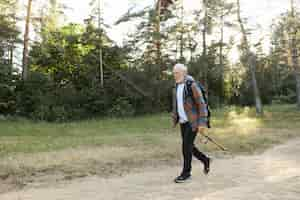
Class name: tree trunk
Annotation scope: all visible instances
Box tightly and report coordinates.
[295,73,300,108]
[179,0,184,62]
[219,13,224,101]
[291,32,300,108]
[202,0,208,90]
[249,53,263,113]
[202,0,207,57]
[155,0,162,68]
[22,0,33,81]
[219,18,224,69]
[155,0,162,108]
[98,0,104,87]
[7,42,13,77]
[237,0,263,115]
[202,15,207,57]
[9,42,13,66]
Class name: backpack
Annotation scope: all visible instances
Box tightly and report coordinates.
[186,80,211,128]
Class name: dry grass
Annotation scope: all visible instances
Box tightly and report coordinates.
[0,104,299,192]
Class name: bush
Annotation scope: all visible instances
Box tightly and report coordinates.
[15,72,51,116]
[108,97,135,117]
[272,89,297,104]
[0,64,17,115]
[0,84,16,114]
[15,74,117,121]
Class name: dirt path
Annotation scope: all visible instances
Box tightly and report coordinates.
[1,139,300,200]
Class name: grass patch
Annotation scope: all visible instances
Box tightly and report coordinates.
[0,115,171,155]
[0,104,299,192]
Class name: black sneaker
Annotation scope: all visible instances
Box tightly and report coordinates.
[203,157,211,175]
[174,174,191,183]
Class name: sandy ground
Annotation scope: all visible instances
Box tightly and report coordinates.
[0,139,300,200]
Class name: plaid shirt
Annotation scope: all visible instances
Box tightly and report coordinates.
[172,76,208,132]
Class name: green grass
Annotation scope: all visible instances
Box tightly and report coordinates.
[0,115,171,155]
[205,104,300,153]
[0,104,300,191]
[1,104,300,156]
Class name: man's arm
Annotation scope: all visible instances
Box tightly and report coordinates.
[172,113,178,128]
[172,86,179,127]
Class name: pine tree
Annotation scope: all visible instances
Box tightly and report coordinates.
[236,0,263,114]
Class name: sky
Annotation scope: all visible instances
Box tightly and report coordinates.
[60,0,293,44]
[17,0,299,63]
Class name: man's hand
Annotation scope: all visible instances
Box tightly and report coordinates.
[198,126,208,144]
[198,126,207,134]
[172,123,177,129]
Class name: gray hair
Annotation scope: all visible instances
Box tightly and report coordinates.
[173,63,187,73]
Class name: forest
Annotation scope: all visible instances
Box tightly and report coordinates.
[1,0,300,121]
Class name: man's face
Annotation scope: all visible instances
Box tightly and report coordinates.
[173,67,185,83]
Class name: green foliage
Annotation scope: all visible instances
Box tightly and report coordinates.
[0,64,18,114]
[0,82,15,114]
[188,43,228,107]
[0,0,20,109]
[2,0,300,122]
[108,97,135,117]
[273,88,297,104]
[15,72,51,116]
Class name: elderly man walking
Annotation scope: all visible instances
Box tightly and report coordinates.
[172,63,211,183]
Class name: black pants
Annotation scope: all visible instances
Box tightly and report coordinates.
[180,122,208,176]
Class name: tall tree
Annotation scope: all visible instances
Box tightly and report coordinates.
[155,0,176,72]
[30,0,65,45]
[165,0,196,63]
[0,0,19,68]
[193,0,219,88]
[268,2,300,105]
[88,0,106,87]
[115,0,175,70]
[216,1,235,102]
[97,0,104,87]
[236,0,263,114]
[155,0,162,66]
[22,0,33,80]
[289,0,300,108]
[201,0,208,58]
